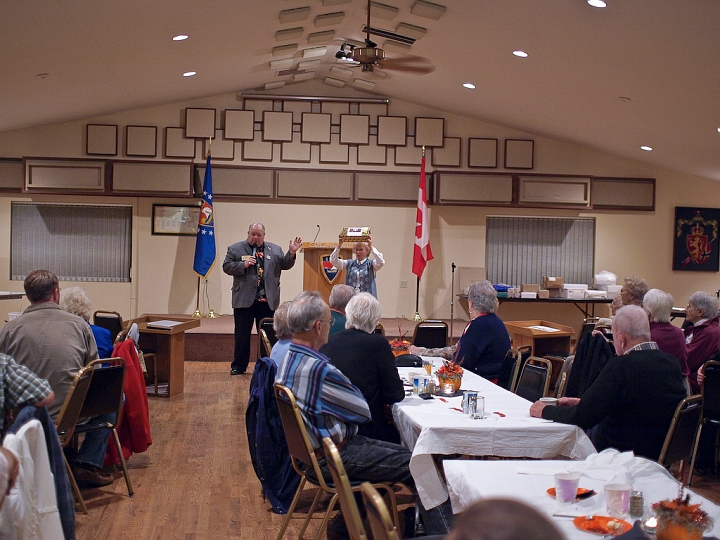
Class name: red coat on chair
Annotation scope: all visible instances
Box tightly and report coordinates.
[104,338,152,465]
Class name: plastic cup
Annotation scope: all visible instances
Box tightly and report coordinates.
[605,484,631,517]
[409,372,421,394]
[540,397,558,406]
[554,473,581,505]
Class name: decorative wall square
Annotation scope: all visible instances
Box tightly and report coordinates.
[185,108,216,138]
[340,115,369,145]
[431,137,461,167]
[281,133,312,163]
[505,139,534,169]
[242,131,274,161]
[86,124,118,156]
[469,138,498,168]
[301,113,332,143]
[320,101,350,124]
[395,136,423,165]
[358,103,388,126]
[283,100,313,123]
[204,129,235,160]
[263,111,293,142]
[225,110,254,140]
[415,117,444,147]
[319,134,349,163]
[357,135,387,165]
[377,116,407,146]
[165,127,196,158]
[126,125,157,157]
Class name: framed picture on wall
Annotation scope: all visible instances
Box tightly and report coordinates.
[152,204,200,236]
[673,206,720,271]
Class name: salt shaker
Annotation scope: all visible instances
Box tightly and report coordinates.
[629,491,644,519]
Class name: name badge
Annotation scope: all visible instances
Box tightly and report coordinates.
[241,255,252,261]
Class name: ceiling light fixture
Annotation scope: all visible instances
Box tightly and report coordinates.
[463,83,475,89]
[640,145,652,151]
[183,71,196,77]
[587,0,607,7]
[716,128,720,133]
[173,35,188,41]
[335,43,356,60]
[513,50,528,58]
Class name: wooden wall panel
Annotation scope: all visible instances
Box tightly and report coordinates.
[277,170,352,199]
[112,162,192,194]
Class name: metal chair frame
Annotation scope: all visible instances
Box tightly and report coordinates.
[92,310,125,342]
[361,482,400,540]
[412,320,449,349]
[514,356,552,402]
[497,349,521,393]
[658,394,703,487]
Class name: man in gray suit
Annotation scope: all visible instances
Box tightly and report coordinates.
[223,222,302,375]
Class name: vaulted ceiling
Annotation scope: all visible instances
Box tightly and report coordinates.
[2,1,720,180]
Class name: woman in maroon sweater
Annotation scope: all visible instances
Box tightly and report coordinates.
[643,288,689,394]
[684,291,720,393]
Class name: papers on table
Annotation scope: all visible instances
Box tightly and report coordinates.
[146,320,184,330]
[527,325,561,332]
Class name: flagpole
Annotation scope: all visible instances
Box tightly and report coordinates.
[203,139,219,319]
[411,146,427,322]
[192,276,202,317]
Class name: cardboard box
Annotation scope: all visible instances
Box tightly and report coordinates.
[584,290,608,299]
[548,288,562,298]
[521,284,539,293]
[542,276,564,289]
[538,289,550,299]
[520,292,537,299]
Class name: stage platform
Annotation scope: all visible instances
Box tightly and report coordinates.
[184,315,467,362]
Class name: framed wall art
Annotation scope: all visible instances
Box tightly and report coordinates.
[152,204,200,236]
[673,206,720,271]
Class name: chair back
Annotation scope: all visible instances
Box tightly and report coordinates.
[93,310,124,342]
[658,395,702,480]
[515,356,551,402]
[322,438,368,540]
[274,384,325,484]
[259,329,273,358]
[361,483,400,540]
[259,317,277,346]
[516,345,532,374]
[496,349,520,392]
[412,320,448,348]
[55,364,95,447]
[78,358,126,424]
[702,361,720,422]
[374,322,385,336]
[554,372,568,399]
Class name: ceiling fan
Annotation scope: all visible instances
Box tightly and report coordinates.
[338,0,435,75]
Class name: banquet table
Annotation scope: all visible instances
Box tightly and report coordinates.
[444,449,720,539]
[393,359,597,509]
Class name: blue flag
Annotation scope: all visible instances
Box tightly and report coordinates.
[193,155,216,278]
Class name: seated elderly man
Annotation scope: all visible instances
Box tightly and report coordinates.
[530,305,686,460]
[276,291,450,536]
[328,284,355,336]
[60,286,114,359]
[644,288,690,393]
[0,270,113,486]
[320,292,405,443]
[412,280,511,382]
[684,291,720,393]
[269,301,292,366]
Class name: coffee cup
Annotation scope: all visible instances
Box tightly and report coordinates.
[554,473,581,505]
[540,397,558,406]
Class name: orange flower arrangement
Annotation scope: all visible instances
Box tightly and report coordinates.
[652,495,713,540]
[389,327,411,357]
[436,360,464,392]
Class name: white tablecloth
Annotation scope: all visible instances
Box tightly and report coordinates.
[393,359,597,508]
[444,449,720,540]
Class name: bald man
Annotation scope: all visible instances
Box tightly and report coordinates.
[530,305,686,460]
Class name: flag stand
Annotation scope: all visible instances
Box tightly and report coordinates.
[412,275,423,322]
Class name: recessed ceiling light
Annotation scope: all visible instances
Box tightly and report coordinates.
[513,50,528,58]
[183,71,196,77]
[640,145,652,151]
[173,35,189,41]
[716,127,720,133]
[36,73,49,79]
[587,0,607,7]
[463,83,475,89]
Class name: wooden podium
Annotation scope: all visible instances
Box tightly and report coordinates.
[301,242,354,302]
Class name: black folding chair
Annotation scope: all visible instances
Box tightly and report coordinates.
[93,310,124,343]
[497,349,520,392]
[659,395,702,487]
[412,320,448,348]
[515,357,551,402]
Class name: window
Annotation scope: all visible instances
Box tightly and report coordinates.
[485,216,595,286]
[11,203,132,282]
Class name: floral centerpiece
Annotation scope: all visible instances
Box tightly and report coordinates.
[652,494,713,540]
[436,360,464,392]
[389,327,411,357]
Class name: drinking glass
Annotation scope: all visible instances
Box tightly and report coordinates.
[554,473,581,506]
[604,484,631,517]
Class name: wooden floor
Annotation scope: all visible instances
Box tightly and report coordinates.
[75,361,720,540]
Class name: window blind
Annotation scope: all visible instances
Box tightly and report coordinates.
[11,203,132,282]
[485,216,595,286]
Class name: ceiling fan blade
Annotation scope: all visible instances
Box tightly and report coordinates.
[378,58,435,74]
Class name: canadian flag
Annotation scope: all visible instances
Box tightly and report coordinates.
[412,156,433,278]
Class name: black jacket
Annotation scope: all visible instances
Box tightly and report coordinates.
[565,332,615,398]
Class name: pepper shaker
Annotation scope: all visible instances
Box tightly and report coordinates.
[629,491,644,519]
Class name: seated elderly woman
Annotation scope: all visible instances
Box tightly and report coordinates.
[684,291,720,393]
[644,288,690,392]
[620,275,649,307]
[412,280,511,382]
[328,284,355,336]
[269,301,292,366]
[319,292,405,443]
[60,286,114,358]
